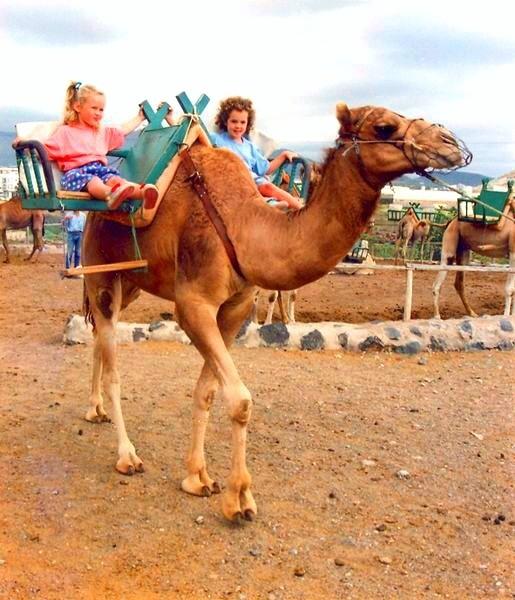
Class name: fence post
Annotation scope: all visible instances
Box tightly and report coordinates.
[403,266,414,321]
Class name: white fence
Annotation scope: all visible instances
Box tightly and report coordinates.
[333,262,514,321]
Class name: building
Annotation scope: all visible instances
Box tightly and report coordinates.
[0,167,19,200]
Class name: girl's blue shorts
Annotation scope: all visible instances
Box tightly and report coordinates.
[61,161,121,191]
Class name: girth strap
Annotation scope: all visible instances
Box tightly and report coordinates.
[179,148,245,279]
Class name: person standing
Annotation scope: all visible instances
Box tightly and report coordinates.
[63,210,86,270]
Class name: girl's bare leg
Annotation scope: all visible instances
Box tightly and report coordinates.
[257,182,302,210]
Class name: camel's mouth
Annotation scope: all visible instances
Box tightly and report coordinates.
[412,127,472,173]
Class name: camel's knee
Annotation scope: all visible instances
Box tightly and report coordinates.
[195,386,217,412]
[229,396,253,425]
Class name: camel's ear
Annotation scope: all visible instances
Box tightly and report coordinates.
[336,102,352,131]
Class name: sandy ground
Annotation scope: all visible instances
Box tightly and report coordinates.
[0,250,513,600]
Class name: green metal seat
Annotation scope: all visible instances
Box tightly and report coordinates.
[15,92,211,213]
[458,178,513,224]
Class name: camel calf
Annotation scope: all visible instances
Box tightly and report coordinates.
[394,207,431,263]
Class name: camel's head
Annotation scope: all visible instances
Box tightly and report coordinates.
[335,102,472,183]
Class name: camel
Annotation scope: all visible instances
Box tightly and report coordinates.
[394,206,431,263]
[250,288,296,324]
[81,102,469,521]
[0,198,45,263]
[432,198,515,318]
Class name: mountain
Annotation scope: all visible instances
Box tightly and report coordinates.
[393,171,489,188]
[0,132,16,167]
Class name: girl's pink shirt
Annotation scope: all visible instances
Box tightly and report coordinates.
[44,123,125,171]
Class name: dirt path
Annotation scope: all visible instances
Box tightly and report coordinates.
[0,253,513,599]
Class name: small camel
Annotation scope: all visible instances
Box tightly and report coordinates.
[433,198,515,318]
[0,198,45,263]
[81,102,469,521]
[394,206,431,263]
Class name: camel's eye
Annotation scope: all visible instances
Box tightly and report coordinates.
[374,124,396,140]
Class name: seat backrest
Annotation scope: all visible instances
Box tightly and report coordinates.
[16,121,61,194]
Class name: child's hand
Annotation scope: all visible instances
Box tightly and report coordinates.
[11,136,22,148]
[158,102,174,126]
[282,150,298,162]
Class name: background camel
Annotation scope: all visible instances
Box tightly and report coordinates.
[394,206,431,263]
[0,198,45,263]
[81,102,469,522]
[433,199,515,318]
[251,288,296,325]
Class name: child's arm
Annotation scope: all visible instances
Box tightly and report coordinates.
[267,150,298,175]
[119,108,147,135]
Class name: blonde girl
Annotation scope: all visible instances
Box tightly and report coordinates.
[44,81,158,210]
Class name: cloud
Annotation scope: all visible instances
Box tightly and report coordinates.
[4,5,120,46]
[370,24,515,71]
[246,0,364,16]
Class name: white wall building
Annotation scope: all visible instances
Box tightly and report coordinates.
[0,167,19,200]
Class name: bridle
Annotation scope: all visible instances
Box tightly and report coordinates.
[334,107,470,189]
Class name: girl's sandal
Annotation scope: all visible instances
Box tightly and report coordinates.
[106,183,136,210]
[140,183,159,210]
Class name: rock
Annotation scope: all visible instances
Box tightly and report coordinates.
[300,329,325,351]
[249,548,261,557]
[293,566,306,577]
[334,557,345,566]
[396,469,411,480]
[375,524,387,532]
[195,515,204,525]
[362,459,376,468]
[377,556,392,565]
[417,356,428,365]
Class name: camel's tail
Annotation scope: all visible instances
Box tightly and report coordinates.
[83,285,96,331]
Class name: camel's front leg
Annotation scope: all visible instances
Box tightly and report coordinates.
[455,250,477,317]
[176,290,257,521]
[265,291,278,324]
[181,363,221,497]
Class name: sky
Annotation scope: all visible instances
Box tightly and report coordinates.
[1,0,514,176]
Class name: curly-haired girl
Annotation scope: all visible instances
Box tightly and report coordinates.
[211,96,302,210]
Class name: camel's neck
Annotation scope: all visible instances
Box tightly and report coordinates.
[239,150,380,290]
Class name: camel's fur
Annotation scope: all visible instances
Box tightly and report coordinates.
[394,207,431,263]
[0,198,45,263]
[81,103,468,521]
[432,198,515,318]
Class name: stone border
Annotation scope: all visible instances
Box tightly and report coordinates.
[63,314,515,354]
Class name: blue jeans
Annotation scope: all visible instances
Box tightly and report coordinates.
[66,231,83,268]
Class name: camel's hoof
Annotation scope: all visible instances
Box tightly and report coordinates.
[116,459,144,476]
[212,481,221,494]
[201,486,212,497]
[85,410,111,424]
[243,509,255,522]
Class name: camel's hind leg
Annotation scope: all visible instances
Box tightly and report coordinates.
[454,249,477,317]
[85,276,143,475]
[504,252,515,316]
[1,229,10,263]
[176,287,257,521]
[25,230,44,262]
